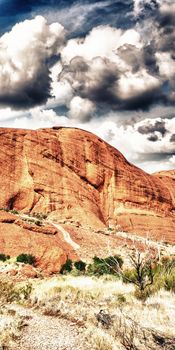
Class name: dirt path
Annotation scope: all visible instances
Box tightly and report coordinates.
[12,305,89,350]
[50,222,80,250]
[19,214,80,250]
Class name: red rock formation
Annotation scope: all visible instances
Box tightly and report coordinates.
[0,126,174,271]
[0,211,77,274]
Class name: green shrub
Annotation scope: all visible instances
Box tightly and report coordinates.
[60,259,73,274]
[105,255,123,270]
[16,253,36,265]
[10,209,19,214]
[87,255,123,276]
[74,260,86,272]
[35,220,42,226]
[0,254,10,262]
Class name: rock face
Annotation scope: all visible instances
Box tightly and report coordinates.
[0,211,77,274]
[0,126,174,271]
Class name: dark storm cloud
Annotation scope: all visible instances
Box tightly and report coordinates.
[154,2,175,53]
[138,152,174,162]
[0,67,51,109]
[138,120,167,136]
[157,3,175,29]
[59,56,120,105]
[147,134,159,142]
[122,88,163,111]
[59,54,162,112]
[143,44,159,74]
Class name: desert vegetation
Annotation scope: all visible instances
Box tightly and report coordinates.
[0,254,10,262]
[0,247,175,349]
[29,274,175,350]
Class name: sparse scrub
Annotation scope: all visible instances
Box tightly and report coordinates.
[0,280,17,303]
[1,246,175,349]
[32,212,48,220]
[164,273,175,293]
[28,275,175,349]
[86,326,117,350]
[0,279,32,304]
[16,253,36,266]
[0,207,19,214]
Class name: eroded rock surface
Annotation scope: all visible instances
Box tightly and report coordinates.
[0,127,174,271]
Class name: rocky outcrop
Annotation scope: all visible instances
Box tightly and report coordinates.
[0,211,77,274]
[0,126,174,270]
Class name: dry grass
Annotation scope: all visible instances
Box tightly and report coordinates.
[27,275,175,350]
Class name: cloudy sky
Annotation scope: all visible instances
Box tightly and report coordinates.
[0,0,175,173]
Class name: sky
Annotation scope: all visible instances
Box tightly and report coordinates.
[0,0,174,173]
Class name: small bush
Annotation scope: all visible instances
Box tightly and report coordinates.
[35,220,42,226]
[0,254,10,262]
[10,209,19,214]
[17,283,32,301]
[16,253,36,265]
[87,255,123,276]
[74,260,86,272]
[60,259,73,274]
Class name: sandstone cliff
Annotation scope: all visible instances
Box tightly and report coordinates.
[0,127,174,271]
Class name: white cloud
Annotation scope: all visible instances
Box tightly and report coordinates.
[0,16,65,108]
[0,107,23,122]
[117,69,161,100]
[13,107,69,130]
[169,155,175,164]
[61,25,142,65]
[68,96,96,121]
[156,52,175,78]
[159,1,175,15]
[61,25,122,64]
